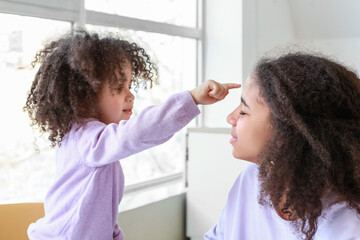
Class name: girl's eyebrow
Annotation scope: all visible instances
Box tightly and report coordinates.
[241,97,250,109]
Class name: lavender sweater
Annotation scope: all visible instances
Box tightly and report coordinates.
[205,163,360,240]
[28,91,200,240]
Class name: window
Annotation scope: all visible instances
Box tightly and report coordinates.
[0,0,201,206]
[0,13,71,203]
[85,0,197,28]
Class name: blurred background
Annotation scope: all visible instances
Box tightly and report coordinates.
[0,0,359,239]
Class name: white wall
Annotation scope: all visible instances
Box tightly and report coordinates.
[244,0,360,77]
[288,0,360,73]
[202,0,242,128]
[255,0,295,61]
[296,38,360,74]
[243,0,295,79]
[289,0,360,40]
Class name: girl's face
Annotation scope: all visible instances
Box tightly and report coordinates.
[226,76,272,163]
[98,63,134,124]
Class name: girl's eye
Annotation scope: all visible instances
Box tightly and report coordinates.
[240,111,246,115]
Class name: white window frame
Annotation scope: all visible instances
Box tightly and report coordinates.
[0,0,204,197]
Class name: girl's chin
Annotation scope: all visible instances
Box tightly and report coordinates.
[232,151,258,164]
[118,114,132,122]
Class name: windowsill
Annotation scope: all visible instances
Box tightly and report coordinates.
[119,173,185,212]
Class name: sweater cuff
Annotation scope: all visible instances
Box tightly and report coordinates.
[180,91,201,119]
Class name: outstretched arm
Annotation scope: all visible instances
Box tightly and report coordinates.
[76,80,240,167]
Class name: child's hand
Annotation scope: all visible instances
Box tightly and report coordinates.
[190,80,241,105]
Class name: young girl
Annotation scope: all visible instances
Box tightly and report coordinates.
[24,30,240,240]
[205,52,360,240]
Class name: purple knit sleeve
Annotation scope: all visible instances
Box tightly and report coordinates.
[75,91,200,167]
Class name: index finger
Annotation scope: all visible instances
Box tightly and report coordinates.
[223,83,241,90]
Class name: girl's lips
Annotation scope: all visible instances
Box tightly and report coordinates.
[230,129,237,143]
[123,109,133,115]
[230,137,237,143]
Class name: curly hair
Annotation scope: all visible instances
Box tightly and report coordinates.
[24,29,157,147]
[254,53,360,239]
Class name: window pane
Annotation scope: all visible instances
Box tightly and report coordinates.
[0,13,71,203]
[86,25,197,184]
[85,0,197,28]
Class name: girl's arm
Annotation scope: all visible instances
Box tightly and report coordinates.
[75,91,199,167]
[75,80,240,167]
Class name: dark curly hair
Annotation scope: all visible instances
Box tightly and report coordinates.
[24,29,157,147]
[254,52,360,240]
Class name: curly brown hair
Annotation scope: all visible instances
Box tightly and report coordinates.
[24,29,157,147]
[254,53,360,239]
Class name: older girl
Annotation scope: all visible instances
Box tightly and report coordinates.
[206,52,360,240]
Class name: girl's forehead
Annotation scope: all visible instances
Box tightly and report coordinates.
[242,76,267,108]
[242,76,258,98]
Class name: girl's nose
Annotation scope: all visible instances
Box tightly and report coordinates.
[226,107,239,126]
[126,90,135,102]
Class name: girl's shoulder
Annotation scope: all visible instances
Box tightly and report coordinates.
[233,163,258,187]
[70,118,105,132]
[316,201,360,239]
[64,119,106,142]
[227,163,259,204]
